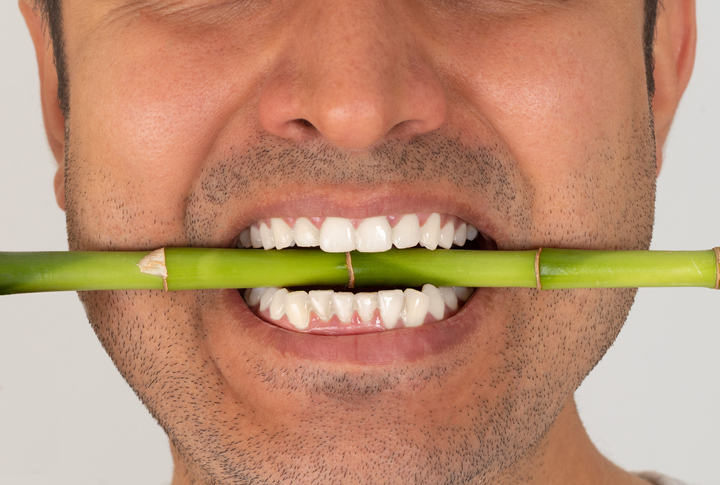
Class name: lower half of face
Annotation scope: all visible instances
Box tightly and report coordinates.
[69,109,656,483]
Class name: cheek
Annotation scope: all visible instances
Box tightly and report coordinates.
[473,37,645,180]
[443,17,649,243]
[66,23,266,242]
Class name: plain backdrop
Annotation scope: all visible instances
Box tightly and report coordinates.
[1,3,718,485]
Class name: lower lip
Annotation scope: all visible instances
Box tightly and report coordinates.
[211,289,484,365]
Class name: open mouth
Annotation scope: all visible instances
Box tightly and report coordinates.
[237,213,496,335]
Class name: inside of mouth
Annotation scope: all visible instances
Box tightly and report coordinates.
[237,213,496,335]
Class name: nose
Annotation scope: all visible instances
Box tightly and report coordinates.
[258,1,447,151]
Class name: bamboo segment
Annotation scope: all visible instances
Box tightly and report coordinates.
[0,251,164,294]
[164,248,348,290]
[351,249,538,288]
[538,249,718,289]
[0,248,718,295]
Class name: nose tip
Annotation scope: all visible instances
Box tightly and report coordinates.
[300,92,445,150]
[312,100,397,151]
[257,5,447,151]
[260,62,447,151]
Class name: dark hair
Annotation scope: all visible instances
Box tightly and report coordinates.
[34,0,68,116]
[35,0,660,119]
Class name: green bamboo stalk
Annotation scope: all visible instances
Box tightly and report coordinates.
[0,247,717,295]
[165,248,348,290]
[539,248,718,289]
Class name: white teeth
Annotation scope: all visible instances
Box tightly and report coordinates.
[331,292,355,324]
[453,286,474,302]
[438,220,455,249]
[239,229,252,248]
[285,291,311,330]
[294,217,320,247]
[354,292,378,323]
[391,214,421,249]
[259,287,280,312]
[420,213,441,250]
[403,288,430,327]
[269,288,289,319]
[378,289,404,329]
[438,287,459,312]
[309,290,333,321]
[244,287,266,307]
[271,218,294,250]
[320,217,356,252]
[422,284,445,320]
[250,225,263,248]
[247,213,481,252]
[241,213,483,330]
[466,224,478,241]
[453,222,467,247]
[259,222,275,250]
[245,286,472,330]
[355,216,393,252]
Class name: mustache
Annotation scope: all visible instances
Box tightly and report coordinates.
[192,132,532,205]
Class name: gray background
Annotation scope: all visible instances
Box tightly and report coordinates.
[1,2,718,484]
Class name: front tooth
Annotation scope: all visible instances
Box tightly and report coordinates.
[320,217,356,252]
[466,225,479,241]
[260,222,275,250]
[294,217,320,247]
[285,291,311,330]
[271,218,294,250]
[422,284,445,320]
[356,216,392,252]
[403,288,430,327]
[420,213,441,250]
[239,229,252,248]
[392,214,421,249]
[438,220,455,249]
[378,289,403,329]
[453,287,474,302]
[269,288,289,320]
[244,287,266,307]
[259,287,280,312]
[309,290,333,321]
[355,292,378,323]
[438,287,459,312]
[331,292,355,324]
[453,222,467,247]
[250,225,263,248]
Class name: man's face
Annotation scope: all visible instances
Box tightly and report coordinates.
[57,0,655,482]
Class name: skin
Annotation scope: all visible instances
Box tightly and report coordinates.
[21,0,696,483]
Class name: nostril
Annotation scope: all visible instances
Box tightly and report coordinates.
[286,118,317,141]
[294,118,314,129]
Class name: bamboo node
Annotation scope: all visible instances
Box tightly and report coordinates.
[535,248,543,290]
[714,247,720,290]
[346,252,355,289]
[137,248,168,291]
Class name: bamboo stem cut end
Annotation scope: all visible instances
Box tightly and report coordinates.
[137,248,168,291]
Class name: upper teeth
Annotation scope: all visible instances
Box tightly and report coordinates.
[238,213,479,252]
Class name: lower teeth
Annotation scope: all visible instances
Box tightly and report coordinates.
[242,285,474,334]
